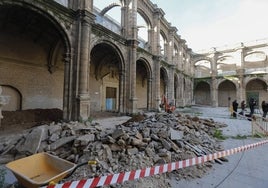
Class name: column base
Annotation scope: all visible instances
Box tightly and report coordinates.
[78,94,90,121]
[176,99,185,107]
[128,98,138,114]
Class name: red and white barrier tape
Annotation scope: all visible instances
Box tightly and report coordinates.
[45,139,268,188]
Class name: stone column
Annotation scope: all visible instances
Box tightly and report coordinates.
[167,27,177,64]
[119,70,125,114]
[152,8,164,55]
[211,49,218,107]
[180,76,185,106]
[148,29,154,53]
[236,44,246,102]
[121,3,127,37]
[63,52,72,120]
[153,56,161,110]
[168,65,175,105]
[77,10,93,121]
[126,0,138,114]
[147,78,152,110]
[211,76,218,107]
[151,8,164,111]
[237,69,245,102]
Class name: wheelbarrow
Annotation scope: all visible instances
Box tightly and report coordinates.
[6,152,96,188]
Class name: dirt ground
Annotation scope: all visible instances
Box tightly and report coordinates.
[0,109,125,135]
[0,109,63,134]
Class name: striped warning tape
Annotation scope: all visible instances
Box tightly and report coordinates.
[45,139,268,188]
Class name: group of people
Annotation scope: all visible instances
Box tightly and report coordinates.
[231,98,268,119]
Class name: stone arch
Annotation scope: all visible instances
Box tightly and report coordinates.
[1,85,22,111]
[0,0,71,53]
[194,59,212,78]
[160,30,168,55]
[217,79,236,107]
[91,39,125,72]
[244,51,267,62]
[193,56,212,64]
[137,8,152,29]
[100,3,121,16]
[90,40,125,113]
[245,78,268,107]
[137,8,152,49]
[136,57,153,110]
[217,55,234,63]
[0,1,72,119]
[194,81,211,105]
[137,0,154,29]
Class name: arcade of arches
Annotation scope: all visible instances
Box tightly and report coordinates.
[0,0,267,124]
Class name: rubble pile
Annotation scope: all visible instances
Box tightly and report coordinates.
[0,112,227,187]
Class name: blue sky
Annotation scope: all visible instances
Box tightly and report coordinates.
[94,0,268,51]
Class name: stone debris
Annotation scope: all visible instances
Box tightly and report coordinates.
[0,112,228,188]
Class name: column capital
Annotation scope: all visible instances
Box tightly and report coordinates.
[76,9,95,24]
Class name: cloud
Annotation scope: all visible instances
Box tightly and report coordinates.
[184,0,268,50]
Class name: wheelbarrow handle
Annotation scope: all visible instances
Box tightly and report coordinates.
[64,160,98,179]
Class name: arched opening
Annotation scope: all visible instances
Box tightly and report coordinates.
[136,59,151,110]
[160,32,167,56]
[194,81,211,105]
[0,85,22,111]
[246,79,267,108]
[218,80,236,107]
[195,60,211,78]
[136,9,152,51]
[0,4,69,129]
[90,42,123,113]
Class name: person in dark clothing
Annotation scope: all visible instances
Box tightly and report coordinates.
[262,100,268,118]
[240,100,246,115]
[232,100,239,118]
[249,98,256,116]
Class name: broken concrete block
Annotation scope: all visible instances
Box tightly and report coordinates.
[75,134,95,146]
[16,126,46,155]
[112,129,125,139]
[49,136,76,150]
[170,128,184,140]
[127,147,139,155]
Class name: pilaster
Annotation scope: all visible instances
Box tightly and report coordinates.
[77,9,94,120]
[153,55,161,111]
[63,52,72,120]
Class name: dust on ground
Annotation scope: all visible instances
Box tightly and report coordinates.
[0,109,122,135]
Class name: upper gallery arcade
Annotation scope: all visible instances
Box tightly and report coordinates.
[0,0,267,121]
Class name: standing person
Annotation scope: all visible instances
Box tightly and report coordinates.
[232,100,239,118]
[249,97,256,116]
[262,100,268,118]
[240,100,246,115]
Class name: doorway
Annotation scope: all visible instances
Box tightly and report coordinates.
[106,87,117,111]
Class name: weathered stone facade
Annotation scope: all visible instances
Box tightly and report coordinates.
[193,42,268,107]
[0,0,267,121]
[0,0,194,121]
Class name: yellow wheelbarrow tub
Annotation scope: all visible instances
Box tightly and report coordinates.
[6,152,76,188]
